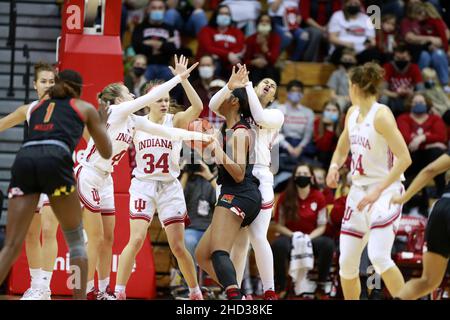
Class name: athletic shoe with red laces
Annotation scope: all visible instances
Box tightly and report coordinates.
[97,286,116,300]
[225,288,243,300]
[87,288,99,300]
[264,290,278,300]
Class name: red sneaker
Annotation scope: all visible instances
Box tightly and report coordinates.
[264,290,278,300]
[87,288,99,300]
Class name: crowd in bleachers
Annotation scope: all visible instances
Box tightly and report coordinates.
[120,0,450,299]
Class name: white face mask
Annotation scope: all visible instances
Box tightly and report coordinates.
[199,66,214,79]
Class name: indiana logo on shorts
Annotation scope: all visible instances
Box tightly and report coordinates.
[221,194,234,204]
[134,199,147,213]
[91,189,100,205]
[52,185,75,197]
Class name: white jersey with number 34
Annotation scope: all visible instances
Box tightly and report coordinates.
[348,103,404,186]
[132,114,182,182]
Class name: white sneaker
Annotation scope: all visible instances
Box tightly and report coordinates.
[21,288,51,300]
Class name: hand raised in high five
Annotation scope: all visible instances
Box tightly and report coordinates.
[227,64,249,91]
[169,54,199,80]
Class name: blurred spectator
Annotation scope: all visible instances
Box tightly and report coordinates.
[131,0,180,81]
[327,48,356,111]
[363,0,405,19]
[400,2,450,92]
[0,189,3,223]
[299,0,342,61]
[382,45,424,117]
[313,101,343,169]
[124,54,148,97]
[222,0,262,35]
[184,0,208,36]
[243,13,281,84]
[328,0,376,64]
[197,5,245,78]
[164,0,184,31]
[182,55,225,128]
[272,163,335,297]
[375,14,398,64]
[422,67,450,116]
[180,161,217,264]
[397,92,447,213]
[277,80,315,172]
[267,0,311,61]
[313,166,334,205]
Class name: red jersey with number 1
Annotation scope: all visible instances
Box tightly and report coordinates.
[348,103,404,186]
[132,114,182,182]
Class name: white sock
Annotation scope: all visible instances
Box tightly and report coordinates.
[29,268,42,289]
[99,277,109,292]
[86,280,95,293]
[189,286,201,295]
[40,270,53,290]
[115,285,126,293]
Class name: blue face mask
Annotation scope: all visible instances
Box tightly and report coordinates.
[150,10,164,22]
[216,14,231,27]
[323,111,339,123]
[288,92,303,103]
[412,103,427,114]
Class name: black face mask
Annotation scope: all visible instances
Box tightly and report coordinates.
[394,60,409,70]
[424,80,435,89]
[341,62,355,69]
[345,5,360,15]
[133,67,146,77]
[295,176,311,188]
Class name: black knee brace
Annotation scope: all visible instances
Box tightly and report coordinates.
[211,250,237,289]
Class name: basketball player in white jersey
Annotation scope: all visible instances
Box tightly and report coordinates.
[326,62,412,300]
[0,63,60,299]
[77,56,204,300]
[207,66,283,299]
[115,55,206,300]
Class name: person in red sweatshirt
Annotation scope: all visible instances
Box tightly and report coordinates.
[196,4,245,78]
[397,92,448,213]
[243,13,281,85]
[313,101,343,169]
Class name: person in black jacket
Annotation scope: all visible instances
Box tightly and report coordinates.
[132,0,180,81]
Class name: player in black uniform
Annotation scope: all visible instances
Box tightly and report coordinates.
[391,150,450,299]
[195,66,262,300]
[0,70,112,299]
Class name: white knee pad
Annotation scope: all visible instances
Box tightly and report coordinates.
[339,252,361,280]
[368,251,395,275]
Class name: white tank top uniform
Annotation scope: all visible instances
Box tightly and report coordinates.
[27,100,50,213]
[76,75,183,213]
[341,103,404,238]
[129,114,190,227]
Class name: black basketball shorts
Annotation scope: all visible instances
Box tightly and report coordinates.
[425,197,450,258]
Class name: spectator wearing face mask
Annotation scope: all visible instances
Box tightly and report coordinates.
[124,54,148,98]
[327,48,356,111]
[328,0,376,63]
[277,80,315,172]
[131,0,180,81]
[243,13,281,85]
[313,166,334,205]
[271,163,335,298]
[182,55,225,128]
[382,45,424,117]
[313,101,343,170]
[375,14,398,64]
[197,5,245,78]
[422,67,450,116]
[397,92,448,214]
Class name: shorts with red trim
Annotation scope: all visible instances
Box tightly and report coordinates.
[217,184,262,228]
[129,177,188,228]
[340,182,404,238]
[35,194,50,213]
[252,165,274,211]
[75,165,115,216]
